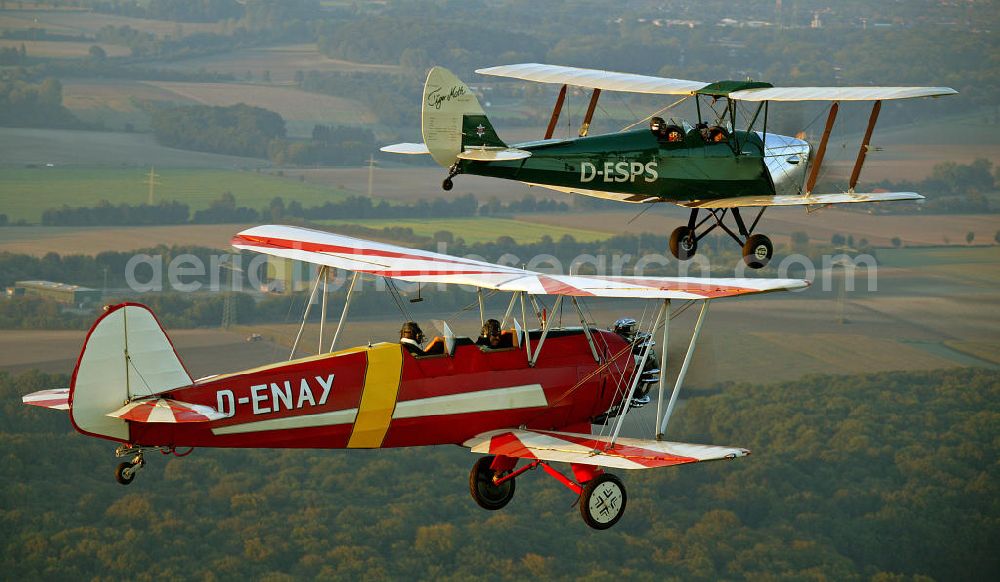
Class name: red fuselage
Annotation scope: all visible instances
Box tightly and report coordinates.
[127,330,635,450]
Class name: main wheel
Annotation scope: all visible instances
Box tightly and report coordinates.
[115,462,135,486]
[742,234,773,269]
[669,226,698,260]
[469,456,515,510]
[442,177,454,191]
[580,473,627,530]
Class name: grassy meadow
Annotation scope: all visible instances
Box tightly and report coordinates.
[0,167,350,223]
[317,216,614,244]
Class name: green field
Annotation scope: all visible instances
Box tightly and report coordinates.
[876,245,1000,268]
[0,168,350,223]
[318,217,613,244]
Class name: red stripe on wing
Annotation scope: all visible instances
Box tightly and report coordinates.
[536,431,698,468]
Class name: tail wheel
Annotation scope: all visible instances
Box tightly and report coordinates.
[580,473,627,530]
[442,177,454,191]
[115,462,135,486]
[742,234,773,269]
[669,226,697,260]
[469,455,515,510]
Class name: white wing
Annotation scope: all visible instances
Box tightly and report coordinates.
[729,87,957,102]
[232,225,808,299]
[677,191,924,209]
[476,63,707,95]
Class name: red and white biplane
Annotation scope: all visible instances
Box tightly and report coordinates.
[24,225,807,529]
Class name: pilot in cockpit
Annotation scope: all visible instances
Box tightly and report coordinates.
[399,321,425,355]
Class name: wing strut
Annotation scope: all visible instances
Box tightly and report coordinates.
[610,299,668,447]
[849,100,882,192]
[658,300,711,437]
[653,298,670,439]
[329,271,359,352]
[804,102,839,195]
[290,265,327,360]
[579,88,602,137]
[544,84,568,139]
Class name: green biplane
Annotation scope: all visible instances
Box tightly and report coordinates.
[383,64,956,268]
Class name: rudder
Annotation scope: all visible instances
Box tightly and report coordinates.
[69,303,193,441]
[421,66,505,167]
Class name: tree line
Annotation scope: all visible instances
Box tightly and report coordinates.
[873,158,999,214]
[149,103,376,165]
[39,192,570,227]
[0,78,84,129]
[0,366,995,579]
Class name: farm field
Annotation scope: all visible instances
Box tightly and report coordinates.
[0,8,225,37]
[61,80,200,131]
[0,223,253,255]
[0,127,263,170]
[0,39,130,58]
[317,216,614,244]
[0,166,348,223]
[161,43,404,83]
[143,81,377,136]
[516,207,1000,248]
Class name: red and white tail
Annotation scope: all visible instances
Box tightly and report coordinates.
[67,303,193,441]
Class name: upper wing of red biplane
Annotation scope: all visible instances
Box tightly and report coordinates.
[232,225,808,299]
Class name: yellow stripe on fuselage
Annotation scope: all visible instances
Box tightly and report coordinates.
[347,344,404,448]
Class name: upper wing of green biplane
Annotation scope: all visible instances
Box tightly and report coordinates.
[476,63,708,95]
[477,63,957,101]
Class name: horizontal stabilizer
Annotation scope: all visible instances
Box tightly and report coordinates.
[107,398,225,423]
[22,388,69,411]
[380,142,430,155]
[677,191,924,209]
[457,148,531,162]
[464,429,749,470]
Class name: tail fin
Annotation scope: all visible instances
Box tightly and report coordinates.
[422,66,506,167]
[69,303,193,441]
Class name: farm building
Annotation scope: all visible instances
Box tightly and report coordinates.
[13,280,102,306]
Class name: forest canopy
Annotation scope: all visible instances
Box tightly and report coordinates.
[1,367,996,580]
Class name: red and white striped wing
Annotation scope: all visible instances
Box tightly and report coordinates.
[107,398,225,423]
[464,429,749,470]
[22,388,70,411]
[232,225,808,299]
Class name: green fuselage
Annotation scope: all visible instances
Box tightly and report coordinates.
[458,129,776,203]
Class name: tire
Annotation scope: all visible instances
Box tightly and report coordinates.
[442,178,454,191]
[580,473,627,530]
[669,226,697,260]
[742,234,773,269]
[469,456,515,510]
[115,462,135,486]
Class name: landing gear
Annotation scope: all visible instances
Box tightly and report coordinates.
[114,453,144,486]
[669,207,773,269]
[580,473,627,530]
[467,456,629,530]
[669,226,697,260]
[442,163,460,191]
[742,233,773,269]
[469,455,516,510]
